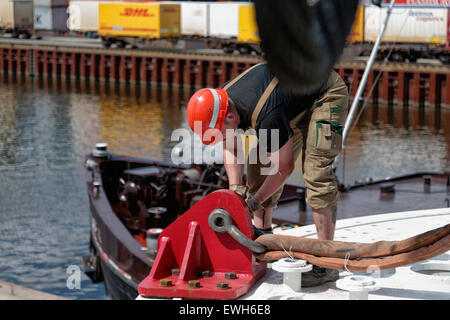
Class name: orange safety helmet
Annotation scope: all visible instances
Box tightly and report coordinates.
[187,88,229,145]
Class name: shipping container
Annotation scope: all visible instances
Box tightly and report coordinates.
[179,2,209,37]
[0,0,33,31]
[209,2,251,38]
[237,3,259,43]
[157,1,210,37]
[347,4,365,43]
[364,5,448,44]
[67,1,99,32]
[34,6,68,31]
[98,2,180,39]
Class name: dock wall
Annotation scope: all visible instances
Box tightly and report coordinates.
[1,43,449,108]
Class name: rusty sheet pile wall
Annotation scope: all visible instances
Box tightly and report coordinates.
[0,44,449,108]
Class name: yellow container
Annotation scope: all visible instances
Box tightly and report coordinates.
[98,2,180,39]
[347,4,364,43]
[237,4,260,44]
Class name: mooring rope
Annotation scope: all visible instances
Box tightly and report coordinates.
[253,223,450,271]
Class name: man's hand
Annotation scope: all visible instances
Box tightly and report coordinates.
[245,193,264,213]
[229,184,249,199]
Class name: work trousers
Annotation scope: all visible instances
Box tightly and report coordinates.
[247,70,349,210]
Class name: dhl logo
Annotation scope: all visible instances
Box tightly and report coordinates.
[120,8,155,17]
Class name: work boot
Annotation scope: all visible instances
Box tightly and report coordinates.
[301,265,339,288]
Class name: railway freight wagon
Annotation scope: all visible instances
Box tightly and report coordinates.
[68,1,192,42]
[0,0,33,38]
[176,1,259,53]
[66,0,260,53]
[347,3,450,63]
[99,2,181,48]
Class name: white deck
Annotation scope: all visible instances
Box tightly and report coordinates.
[137,207,450,300]
[244,207,450,300]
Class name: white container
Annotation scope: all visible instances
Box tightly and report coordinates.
[208,2,251,38]
[0,0,33,30]
[364,5,448,44]
[67,0,98,32]
[180,2,209,37]
[34,6,67,31]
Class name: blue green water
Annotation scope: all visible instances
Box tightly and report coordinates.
[0,76,448,299]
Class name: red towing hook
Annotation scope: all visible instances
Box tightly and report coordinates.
[138,189,267,300]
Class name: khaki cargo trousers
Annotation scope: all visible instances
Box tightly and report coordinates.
[247,70,349,210]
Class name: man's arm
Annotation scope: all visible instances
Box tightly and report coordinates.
[253,137,295,204]
[223,134,244,185]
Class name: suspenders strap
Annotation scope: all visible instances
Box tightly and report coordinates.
[223,62,279,129]
[251,77,279,128]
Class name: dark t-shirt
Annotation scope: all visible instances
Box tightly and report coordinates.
[221,64,323,152]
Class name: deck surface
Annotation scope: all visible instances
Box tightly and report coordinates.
[245,207,450,300]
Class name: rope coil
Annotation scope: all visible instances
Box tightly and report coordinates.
[254,224,450,271]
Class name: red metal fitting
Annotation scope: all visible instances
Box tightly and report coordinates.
[138,189,266,300]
